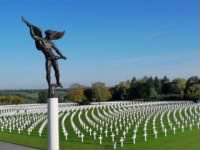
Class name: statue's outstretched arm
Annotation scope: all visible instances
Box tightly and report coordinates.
[52,43,66,60]
[22,16,43,41]
[22,16,31,27]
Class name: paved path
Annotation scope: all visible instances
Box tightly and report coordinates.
[0,141,39,150]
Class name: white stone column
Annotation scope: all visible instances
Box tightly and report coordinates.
[48,98,59,150]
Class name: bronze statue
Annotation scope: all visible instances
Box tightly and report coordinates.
[22,17,67,98]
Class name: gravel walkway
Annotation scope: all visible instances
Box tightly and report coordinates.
[0,141,38,150]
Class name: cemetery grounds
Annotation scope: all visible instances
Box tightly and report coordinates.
[0,101,199,149]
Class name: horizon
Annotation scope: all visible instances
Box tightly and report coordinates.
[0,0,199,89]
[0,75,198,90]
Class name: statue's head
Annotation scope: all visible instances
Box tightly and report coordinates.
[45,30,65,40]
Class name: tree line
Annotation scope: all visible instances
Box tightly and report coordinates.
[0,96,23,105]
[64,76,200,104]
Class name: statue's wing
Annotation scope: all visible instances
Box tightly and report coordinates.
[31,25,43,38]
[22,16,43,38]
[45,30,64,40]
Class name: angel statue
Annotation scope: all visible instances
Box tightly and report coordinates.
[22,17,67,98]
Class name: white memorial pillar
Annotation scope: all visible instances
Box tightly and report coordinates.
[48,98,59,150]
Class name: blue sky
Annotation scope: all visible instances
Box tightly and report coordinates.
[0,0,199,89]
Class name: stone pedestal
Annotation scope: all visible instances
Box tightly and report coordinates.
[48,98,59,150]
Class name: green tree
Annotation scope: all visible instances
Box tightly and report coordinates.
[0,96,23,105]
[171,78,187,97]
[185,84,200,100]
[154,76,161,94]
[149,88,158,100]
[10,96,23,105]
[161,76,170,94]
[184,76,200,101]
[132,79,146,99]
[186,76,199,86]
[111,81,130,100]
[132,77,155,99]
[91,82,111,101]
[137,80,145,98]
[129,77,137,99]
[0,96,8,104]
[84,87,93,101]
[66,84,86,103]
[38,91,48,103]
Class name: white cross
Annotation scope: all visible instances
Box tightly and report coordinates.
[169,123,172,130]
[182,125,184,132]
[93,131,97,140]
[1,126,4,132]
[173,127,176,135]
[110,125,113,132]
[189,124,192,131]
[100,127,103,134]
[126,126,129,133]
[132,134,136,144]
[144,132,147,142]
[77,130,81,138]
[96,124,99,130]
[39,130,42,136]
[86,126,89,132]
[178,122,180,128]
[113,142,117,150]
[144,128,147,132]
[185,121,188,127]
[154,130,158,139]
[65,132,68,141]
[164,128,167,136]
[9,127,12,133]
[133,129,137,134]
[111,133,115,142]
[99,135,103,144]
[115,128,119,135]
[81,133,84,143]
[120,137,124,148]
[105,129,108,137]
[18,128,21,134]
[89,128,92,136]
[28,129,31,135]
[119,124,122,130]
[197,122,200,129]
[123,130,126,139]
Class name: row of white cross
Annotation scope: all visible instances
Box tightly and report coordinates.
[63,101,200,148]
